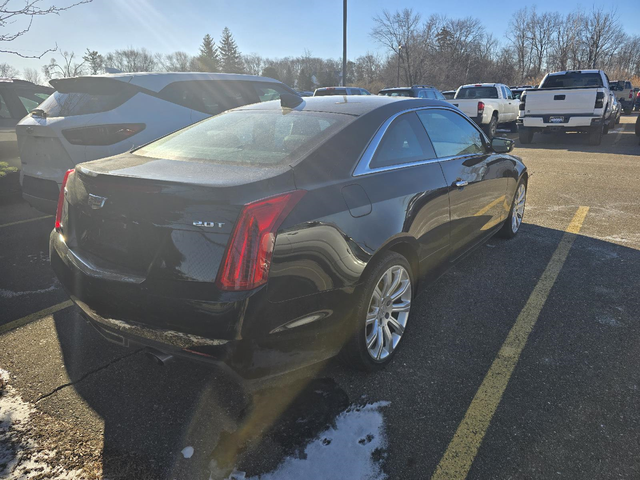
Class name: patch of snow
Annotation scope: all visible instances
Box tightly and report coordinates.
[0,283,58,299]
[182,446,194,459]
[0,368,83,479]
[596,315,622,327]
[218,401,390,480]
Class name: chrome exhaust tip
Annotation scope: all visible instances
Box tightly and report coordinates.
[145,348,174,366]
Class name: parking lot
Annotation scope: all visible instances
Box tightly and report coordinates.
[1,115,639,479]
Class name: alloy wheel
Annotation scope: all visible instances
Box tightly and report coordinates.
[511,183,526,233]
[365,265,412,361]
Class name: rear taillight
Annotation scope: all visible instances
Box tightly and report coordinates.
[216,190,306,291]
[55,169,74,233]
[630,92,633,99]
[62,123,146,146]
[519,94,526,110]
[595,92,605,109]
[477,101,485,116]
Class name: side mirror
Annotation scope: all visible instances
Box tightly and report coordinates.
[491,137,514,153]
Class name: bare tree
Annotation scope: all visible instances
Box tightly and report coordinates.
[507,8,533,82]
[548,12,582,72]
[242,53,264,76]
[582,7,625,69]
[158,51,192,72]
[1,0,92,58]
[104,48,156,73]
[529,10,560,77]
[0,62,19,77]
[42,50,85,79]
[23,67,42,84]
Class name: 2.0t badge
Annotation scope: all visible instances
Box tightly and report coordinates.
[87,194,107,209]
[193,221,225,228]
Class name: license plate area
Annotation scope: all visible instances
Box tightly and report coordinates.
[549,116,565,123]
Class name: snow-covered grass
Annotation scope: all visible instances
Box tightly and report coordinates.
[0,368,83,479]
[216,401,390,480]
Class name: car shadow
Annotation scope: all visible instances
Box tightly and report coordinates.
[51,222,640,479]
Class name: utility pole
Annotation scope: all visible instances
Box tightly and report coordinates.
[397,45,403,86]
[342,0,347,87]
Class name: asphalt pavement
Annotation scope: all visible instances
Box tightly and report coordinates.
[1,115,639,480]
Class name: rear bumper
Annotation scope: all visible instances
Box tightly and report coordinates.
[50,230,352,379]
[519,115,605,132]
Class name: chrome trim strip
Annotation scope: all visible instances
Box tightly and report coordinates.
[352,106,488,177]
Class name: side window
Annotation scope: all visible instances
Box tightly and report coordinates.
[425,90,437,99]
[253,83,288,102]
[0,93,12,119]
[370,112,436,169]
[417,109,486,158]
[16,89,50,114]
[417,90,427,98]
[435,90,446,100]
[349,88,361,95]
[505,87,513,100]
[160,81,255,115]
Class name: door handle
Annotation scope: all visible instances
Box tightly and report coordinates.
[455,180,469,188]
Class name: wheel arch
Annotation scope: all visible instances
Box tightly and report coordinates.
[360,235,420,292]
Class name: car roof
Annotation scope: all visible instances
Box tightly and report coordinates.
[459,83,502,88]
[56,72,283,93]
[0,78,53,90]
[547,70,601,76]
[235,95,452,116]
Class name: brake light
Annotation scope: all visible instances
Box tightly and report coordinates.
[62,123,145,146]
[595,92,605,109]
[55,169,74,233]
[477,101,485,116]
[630,92,633,99]
[216,190,306,291]
[519,94,526,110]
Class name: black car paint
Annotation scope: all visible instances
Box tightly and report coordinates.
[50,96,527,379]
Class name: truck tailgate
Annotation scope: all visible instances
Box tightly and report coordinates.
[524,89,597,115]
[449,99,479,118]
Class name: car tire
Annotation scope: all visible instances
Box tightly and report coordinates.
[518,127,534,144]
[483,116,498,139]
[339,251,414,372]
[588,125,603,146]
[507,121,518,133]
[498,179,527,239]
[603,122,610,135]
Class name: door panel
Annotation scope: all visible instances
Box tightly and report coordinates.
[417,108,510,256]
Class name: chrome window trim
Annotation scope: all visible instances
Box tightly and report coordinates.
[352,106,488,177]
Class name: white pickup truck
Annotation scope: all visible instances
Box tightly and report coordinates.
[449,83,519,138]
[518,70,614,146]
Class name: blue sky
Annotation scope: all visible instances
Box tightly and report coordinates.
[2,0,639,74]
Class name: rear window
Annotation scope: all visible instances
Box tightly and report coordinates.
[314,88,347,96]
[134,110,354,166]
[379,90,413,97]
[38,79,137,117]
[455,87,498,99]
[540,73,604,89]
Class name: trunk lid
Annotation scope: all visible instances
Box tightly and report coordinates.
[523,89,598,115]
[65,153,295,283]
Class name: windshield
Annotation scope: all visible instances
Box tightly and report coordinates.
[135,109,352,166]
[541,72,604,89]
[455,87,499,99]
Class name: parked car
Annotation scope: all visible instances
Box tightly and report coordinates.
[450,83,519,138]
[296,90,314,97]
[16,72,299,213]
[609,80,634,114]
[611,96,622,125]
[313,86,371,96]
[50,95,527,378]
[378,85,447,100]
[518,70,614,146]
[442,90,456,100]
[0,79,53,186]
[509,87,533,101]
[634,89,640,111]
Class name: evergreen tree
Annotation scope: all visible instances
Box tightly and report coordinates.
[83,49,104,75]
[219,27,244,73]
[194,34,219,72]
[261,66,280,81]
[296,68,314,91]
[282,65,295,87]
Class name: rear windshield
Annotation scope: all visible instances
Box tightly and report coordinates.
[379,90,413,97]
[455,87,498,99]
[314,89,347,96]
[540,73,604,89]
[37,79,136,117]
[134,110,354,166]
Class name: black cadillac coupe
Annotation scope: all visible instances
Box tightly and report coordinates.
[50,94,527,379]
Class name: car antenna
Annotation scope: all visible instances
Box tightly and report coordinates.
[280,92,303,109]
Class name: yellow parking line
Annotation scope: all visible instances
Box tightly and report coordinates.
[474,195,506,217]
[432,206,590,480]
[0,215,53,229]
[0,300,74,335]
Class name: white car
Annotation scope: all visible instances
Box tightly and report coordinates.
[449,83,519,138]
[17,72,298,213]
